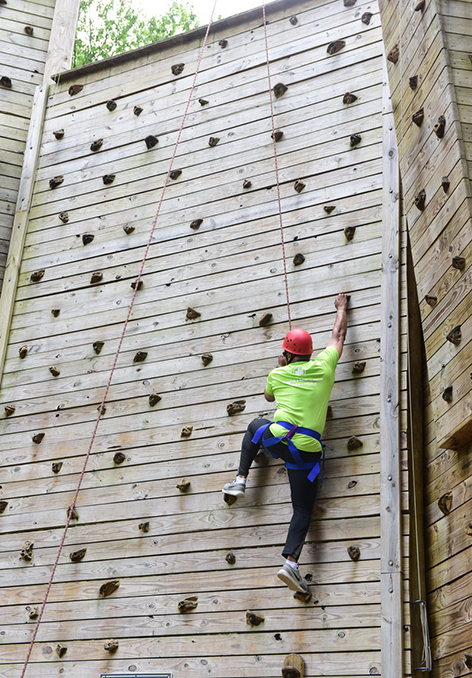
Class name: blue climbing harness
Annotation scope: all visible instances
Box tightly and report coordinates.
[251,421,324,483]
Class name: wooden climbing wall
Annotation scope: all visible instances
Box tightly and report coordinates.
[0,0,408,676]
[0,0,56,291]
[380,0,472,675]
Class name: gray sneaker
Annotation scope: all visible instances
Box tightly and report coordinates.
[277,563,308,593]
[222,478,246,497]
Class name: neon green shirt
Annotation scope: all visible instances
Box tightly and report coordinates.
[265,346,340,453]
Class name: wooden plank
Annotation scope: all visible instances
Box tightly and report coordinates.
[42,0,81,83]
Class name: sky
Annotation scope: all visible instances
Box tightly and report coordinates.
[137,0,263,24]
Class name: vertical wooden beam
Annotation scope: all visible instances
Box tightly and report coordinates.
[43,0,81,83]
[0,84,49,387]
[380,57,403,677]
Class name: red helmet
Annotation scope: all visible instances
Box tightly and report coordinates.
[282,328,313,355]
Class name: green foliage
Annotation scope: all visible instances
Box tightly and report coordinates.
[73,0,199,67]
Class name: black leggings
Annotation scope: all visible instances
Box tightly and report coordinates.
[238,418,320,561]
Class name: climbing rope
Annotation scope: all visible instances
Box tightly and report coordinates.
[19,4,217,675]
[261,0,292,330]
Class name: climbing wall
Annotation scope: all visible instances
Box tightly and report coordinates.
[0,0,57,292]
[0,0,407,676]
[379,0,472,675]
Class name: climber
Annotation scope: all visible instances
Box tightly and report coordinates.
[222,293,348,593]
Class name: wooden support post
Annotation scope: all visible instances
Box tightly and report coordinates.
[380,57,403,677]
[0,85,49,388]
[43,0,81,83]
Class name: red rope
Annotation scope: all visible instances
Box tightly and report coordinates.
[261,0,292,330]
[19,6,217,676]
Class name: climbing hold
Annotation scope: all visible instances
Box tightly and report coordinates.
[414,0,425,10]
[282,654,305,678]
[133,351,148,363]
[68,84,83,96]
[0,76,12,88]
[113,452,126,465]
[452,256,465,271]
[273,82,288,98]
[170,169,182,180]
[424,295,437,306]
[224,492,238,505]
[246,610,264,627]
[67,505,79,520]
[343,92,357,104]
[327,405,333,418]
[344,226,356,241]
[294,180,305,193]
[178,596,198,613]
[361,11,373,23]
[289,16,298,24]
[226,552,236,564]
[27,606,39,619]
[465,654,472,669]
[90,271,103,283]
[347,436,363,451]
[344,0,356,5]
[412,108,424,126]
[327,40,345,55]
[52,462,63,474]
[49,176,64,189]
[93,341,104,355]
[133,105,143,116]
[30,269,45,282]
[414,189,426,211]
[103,174,115,185]
[409,75,418,89]
[352,361,366,374]
[434,115,446,138]
[446,325,462,346]
[350,134,362,147]
[100,580,120,597]
[96,402,105,415]
[24,25,34,34]
[259,312,273,327]
[208,136,220,147]
[59,211,69,223]
[145,135,158,149]
[20,541,34,561]
[442,386,453,403]
[139,522,150,533]
[186,307,201,320]
[293,590,312,603]
[123,224,135,234]
[130,279,143,290]
[82,233,94,245]
[149,393,162,407]
[0,500,8,514]
[227,400,246,416]
[347,545,361,561]
[324,205,335,214]
[90,138,103,152]
[271,129,283,141]
[181,426,193,438]
[53,129,64,139]
[176,477,191,492]
[4,405,15,417]
[219,39,228,48]
[199,98,209,106]
[69,548,87,562]
[51,309,61,317]
[438,492,452,515]
[32,432,45,444]
[190,219,203,230]
[56,644,67,658]
[293,253,305,266]
[441,176,450,192]
[243,179,252,189]
[19,344,28,360]
[104,640,119,653]
[387,45,399,64]
[171,63,184,75]
[106,100,117,111]
[201,353,213,366]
